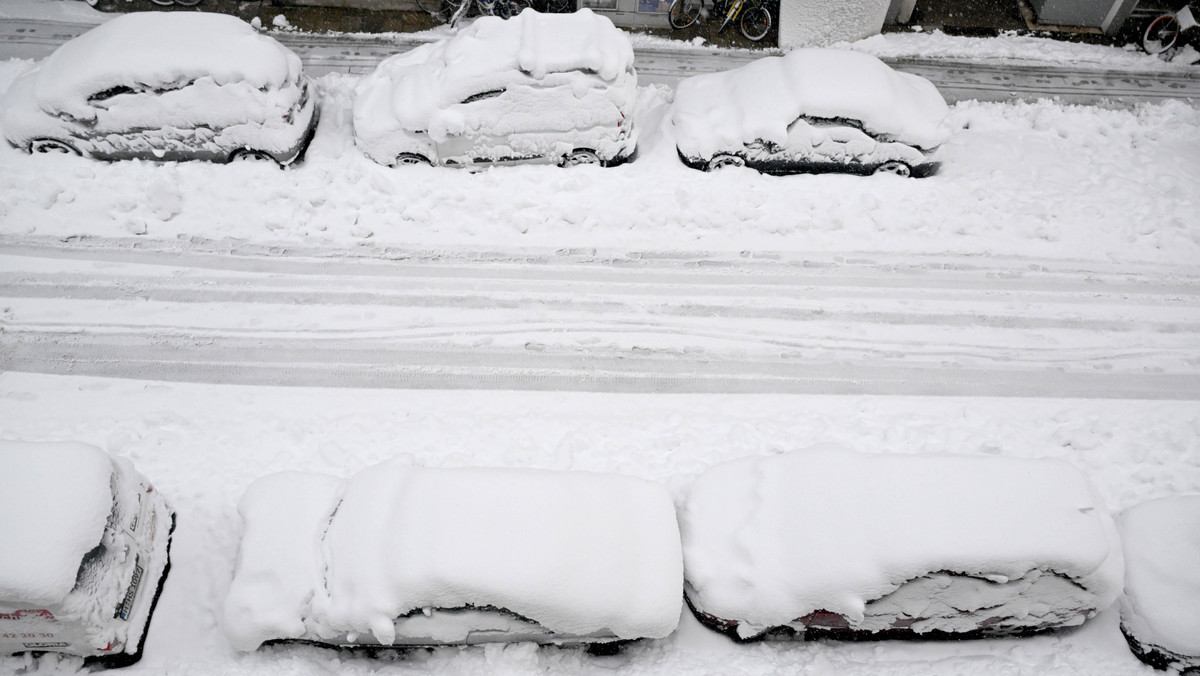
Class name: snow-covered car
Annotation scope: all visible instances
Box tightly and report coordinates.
[1118,495,1200,673]
[0,441,174,667]
[0,12,318,166]
[671,49,950,177]
[353,9,637,169]
[223,458,682,652]
[679,446,1123,642]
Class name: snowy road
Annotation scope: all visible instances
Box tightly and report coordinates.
[3,236,1198,398]
[1,17,1198,102]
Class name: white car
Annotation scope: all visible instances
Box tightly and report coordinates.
[680,446,1123,642]
[0,12,318,166]
[1118,495,1200,673]
[353,9,637,169]
[0,441,174,667]
[672,49,950,178]
[223,458,682,653]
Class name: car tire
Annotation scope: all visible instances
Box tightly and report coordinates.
[561,149,601,167]
[739,4,771,41]
[229,149,280,166]
[29,138,81,156]
[668,0,702,29]
[394,153,433,167]
[705,154,745,171]
[873,160,912,177]
[1142,14,1180,55]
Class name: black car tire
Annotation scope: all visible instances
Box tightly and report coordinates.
[30,138,81,156]
[739,4,771,41]
[873,160,912,177]
[394,153,433,167]
[706,153,746,171]
[230,149,280,167]
[668,0,702,29]
[561,149,601,167]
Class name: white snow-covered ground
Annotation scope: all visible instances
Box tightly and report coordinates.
[1,373,1198,675]
[1,5,1199,675]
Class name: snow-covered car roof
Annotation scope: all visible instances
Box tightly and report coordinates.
[1118,494,1200,660]
[224,458,682,650]
[354,9,633,136]
[680,446,1124,632]
[0,441,114,607]
[672,49,951,159]
[30,11,302,123]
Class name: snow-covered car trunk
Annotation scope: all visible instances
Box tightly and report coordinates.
[353,9,637,168]
[0,441,174,667]
[1118,495,1200,673]
[0,12,318,165]
[223,458,683,652]
[671,49,950,177]
[679,446,1123,642]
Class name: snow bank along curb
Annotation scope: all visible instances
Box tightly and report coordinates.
[1118,494,1200,673]
[680,445,1125,641]
[0,440,174,666]
[222,457,683,651]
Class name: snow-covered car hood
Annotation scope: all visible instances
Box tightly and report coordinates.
[671,49,952,160]
[0,441,113,607]
[27,11,302,124]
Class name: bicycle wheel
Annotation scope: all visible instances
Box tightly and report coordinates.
[417,0,446,15]
[1142,14,1180,54]
[497,0,531,18]
[739,3,770,40]
[668,0,702,29]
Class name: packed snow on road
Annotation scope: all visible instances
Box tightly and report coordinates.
[0,3,1198,676]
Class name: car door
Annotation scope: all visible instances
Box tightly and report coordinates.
[784,116,880,172]
[435,88,536,167]
[86,81,222,162]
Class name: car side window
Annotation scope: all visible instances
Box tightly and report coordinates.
[460,89,504,104]
[87,85,135,103]
[87,80,195,108]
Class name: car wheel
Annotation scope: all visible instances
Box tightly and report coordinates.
[873,160,912,177]
[739,4,771,41]
[29,138,80,156]
[668,0,702,29]
[394,153,432,167]
[705,154,745,171]
[1142,14,1180,54]
[229,149,279,166]
[561,149,601,167]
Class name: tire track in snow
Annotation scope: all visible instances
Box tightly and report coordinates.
[2,238,1198,398]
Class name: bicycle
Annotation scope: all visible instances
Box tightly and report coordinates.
[417,0,531,26]
[667,0,773,42]
[1142,3,1199,54]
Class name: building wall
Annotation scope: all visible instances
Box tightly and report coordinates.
[778,0,890,49]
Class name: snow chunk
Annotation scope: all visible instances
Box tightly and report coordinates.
[680,445,1123,633]
[224,458,682,650]
[671,48,950,160]
[30,12,302,123]
[0,440,113,606]
[1118,494,1200,659]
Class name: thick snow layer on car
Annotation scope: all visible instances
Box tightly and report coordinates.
[680,445,1124,635]
[672,49,950,160]
[0,440,112,606]
[353,9,636,163]
[1118,494,1200,658]
[24,12,302,123]
[223,457,682,650]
